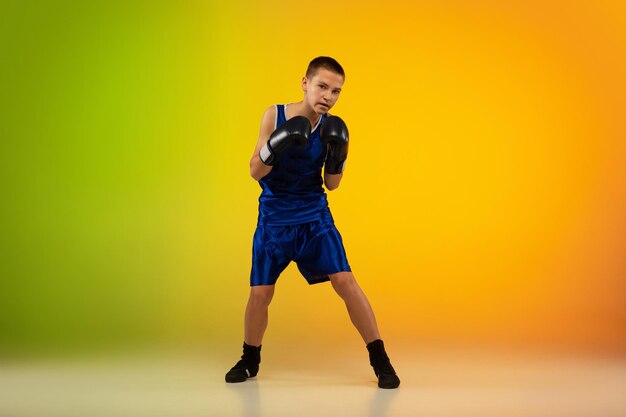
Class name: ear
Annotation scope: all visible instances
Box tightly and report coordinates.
[301,76,308,92]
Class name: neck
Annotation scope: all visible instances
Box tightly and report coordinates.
[289,101,321,126]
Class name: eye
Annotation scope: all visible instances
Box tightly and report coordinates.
[319,85,327,89]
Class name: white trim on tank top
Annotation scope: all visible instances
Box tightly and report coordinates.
[283,103,324,132]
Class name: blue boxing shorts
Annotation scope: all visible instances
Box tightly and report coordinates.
[250,218,351,286]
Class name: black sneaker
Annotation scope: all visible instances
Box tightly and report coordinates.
[366,339,400,389]
[225,342,261,383]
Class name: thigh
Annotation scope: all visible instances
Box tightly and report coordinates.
[250,224,295,286]
[294,221,351,284]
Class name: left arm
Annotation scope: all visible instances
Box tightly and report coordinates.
[324,172,343,191]
[321,115,349,191]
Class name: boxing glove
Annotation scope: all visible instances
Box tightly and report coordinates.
[260,116,311,166]
[320,116,349,174]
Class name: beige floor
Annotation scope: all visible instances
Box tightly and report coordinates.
[1,345,625,417]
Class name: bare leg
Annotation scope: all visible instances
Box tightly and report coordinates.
[330,271,400,388]
[244,285,275,346]
[226,285,274,383]
[329,271,381,344]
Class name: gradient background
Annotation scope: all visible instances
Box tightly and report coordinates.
[1,0,625,362]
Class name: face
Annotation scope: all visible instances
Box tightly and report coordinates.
[302,68,344,114]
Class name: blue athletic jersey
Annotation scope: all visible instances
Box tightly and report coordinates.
[257,104,330,226]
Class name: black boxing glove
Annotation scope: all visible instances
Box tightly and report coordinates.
[320,116,349,174]
[259,116,311,166]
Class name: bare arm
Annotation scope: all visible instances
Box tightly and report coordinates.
[249,106,277,181]
[324,171,343,191]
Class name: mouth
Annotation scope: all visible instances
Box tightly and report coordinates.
[318,103,330,109]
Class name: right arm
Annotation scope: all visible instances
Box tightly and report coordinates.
[249,106,277,181]
[249,107,311,181]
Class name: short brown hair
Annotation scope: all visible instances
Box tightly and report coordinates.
[305,56,345,79]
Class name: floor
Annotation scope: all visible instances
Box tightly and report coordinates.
[1,345,625,417]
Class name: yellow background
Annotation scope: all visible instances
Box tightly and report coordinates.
[1,0,624,359]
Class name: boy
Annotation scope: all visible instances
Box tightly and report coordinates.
[225,57,400,389]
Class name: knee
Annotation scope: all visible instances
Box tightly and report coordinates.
[330,272,359,299]
[249,285,275,307]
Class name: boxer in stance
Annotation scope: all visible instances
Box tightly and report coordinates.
[225,57,400,389]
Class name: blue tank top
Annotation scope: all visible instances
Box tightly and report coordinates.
[257,104,331,225]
